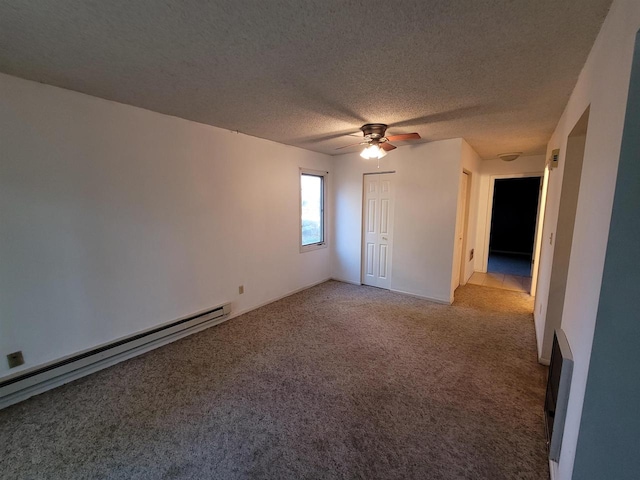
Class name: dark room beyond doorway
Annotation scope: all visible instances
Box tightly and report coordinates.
[488,176,542,277]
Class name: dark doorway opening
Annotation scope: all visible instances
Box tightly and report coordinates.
[488,176,542,277]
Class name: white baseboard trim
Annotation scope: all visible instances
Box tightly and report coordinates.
[539,356,551,366]
[0,277,333,411]
[328,280,452,305]
[228,277,333,319]
[389,288,452,305]
[326,278,454,306]
[330,277,361,286]
[549,459,558,480]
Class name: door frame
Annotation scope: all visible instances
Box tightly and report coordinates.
[361,171,396,286]
[454,170,472,289]
[530,169,550,297]
[482,172,544,274]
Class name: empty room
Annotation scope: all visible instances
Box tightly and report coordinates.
[1,1,639,479]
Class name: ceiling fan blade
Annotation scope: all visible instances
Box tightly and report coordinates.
[335,141,364,150]
[385,133,421,142]
[381,142,397,151]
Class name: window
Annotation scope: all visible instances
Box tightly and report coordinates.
[300,169,327,252]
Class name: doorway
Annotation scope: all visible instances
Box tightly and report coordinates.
[489,176,542,273]
[540,107,590,361]
[481,175,542,292]
[361,173,395,289]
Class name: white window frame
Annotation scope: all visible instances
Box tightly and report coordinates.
[299,168,328,253]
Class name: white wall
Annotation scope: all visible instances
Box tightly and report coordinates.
[0,73,333,379]
[532,0,640,477]
[472,155,546,272]
[332,139,463,304]
[459,140,482,284]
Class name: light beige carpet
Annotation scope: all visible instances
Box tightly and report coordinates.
[0,281,548,479]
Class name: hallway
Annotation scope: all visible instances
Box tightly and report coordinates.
[468,271,532,294]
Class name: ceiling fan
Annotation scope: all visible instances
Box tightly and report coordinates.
[336,123,421,159]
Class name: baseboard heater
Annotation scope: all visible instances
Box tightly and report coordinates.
[544,328,574,463]
[0,302,231,410]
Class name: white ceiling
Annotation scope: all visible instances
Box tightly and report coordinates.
[0,0,612,158]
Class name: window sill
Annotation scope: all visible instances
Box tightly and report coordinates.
[300,242,327,253]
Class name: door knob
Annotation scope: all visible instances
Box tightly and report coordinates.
[382,237,388,240]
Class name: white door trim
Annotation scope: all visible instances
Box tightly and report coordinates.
[453,170,471,293]
[530,170,549,297]
[459,170,471,286]
[482,172,544,273]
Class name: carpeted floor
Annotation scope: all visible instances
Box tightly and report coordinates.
[0,281,549,479]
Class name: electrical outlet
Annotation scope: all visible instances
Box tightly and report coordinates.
[238,285,244,295]
[7,351,24,368]
[469,249,474,261]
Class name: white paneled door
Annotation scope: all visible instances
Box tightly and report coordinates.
[362,173,395,289]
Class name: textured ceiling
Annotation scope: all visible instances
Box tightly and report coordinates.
[0,0,611,158]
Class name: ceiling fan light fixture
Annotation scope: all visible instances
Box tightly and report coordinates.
[337,124,419,156]
[498,152,522,162]
[359,147,371,159]
[360,144,387,160]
